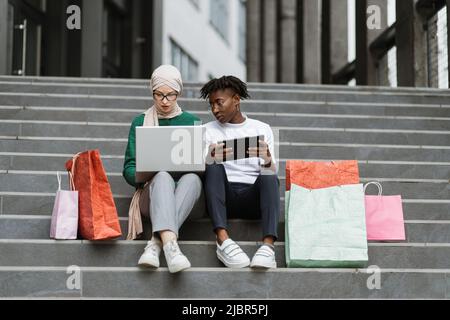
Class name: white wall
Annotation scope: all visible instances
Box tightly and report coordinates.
[162,0,246,82]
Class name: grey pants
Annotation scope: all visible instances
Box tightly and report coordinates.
[139,172,203,238]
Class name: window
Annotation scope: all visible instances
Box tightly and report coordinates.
[7,3,14,75]
[377,46,397,87]
[427,7,448,88]
[238,0,246,61]
[102,4,124,77]
[387,46,397,87]
[210,0,229,41]
[171,39,199,81]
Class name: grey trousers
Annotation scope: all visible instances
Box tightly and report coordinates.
[139,172,203,238]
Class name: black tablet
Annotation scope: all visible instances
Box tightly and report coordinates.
[219,135,265,161]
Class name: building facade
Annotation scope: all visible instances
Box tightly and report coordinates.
[247,0,450,88]
[1,0,449,88]
[161,0,246,82]
[0,0,246,81]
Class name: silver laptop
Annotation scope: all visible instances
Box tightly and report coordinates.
[136,126,206,182]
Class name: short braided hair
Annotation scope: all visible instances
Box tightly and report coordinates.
[200,76,250,100]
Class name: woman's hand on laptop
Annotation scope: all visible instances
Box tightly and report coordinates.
[207,143,233,164]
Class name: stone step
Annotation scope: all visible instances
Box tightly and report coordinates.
[0,139,128,158]
[0,172,132,195]
[1,149,449,176]
[0,154,124,173]
[278,145,450,162]
[1,190,448,219]
[2,154,448,181]
[2,113,449,135]
[1,216,450,243]
[2,76,449,300]
[0,266,449,299]
[0,104,450,132]
[2,75,450,95]
[1,144,449,163]
[0,125,448,150]
[1,122,449,149]
[2,240,450,270]
[0,240,287,267]
[2,101,449,118]
[2,92,450,109]
[0,172,447,200]
[4,78,450,93]
[2,83,450,104]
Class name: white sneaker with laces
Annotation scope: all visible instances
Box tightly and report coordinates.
[250,244,277,269]
[163,240,191,273]
[138,238,162,268]
[216,239,250,268]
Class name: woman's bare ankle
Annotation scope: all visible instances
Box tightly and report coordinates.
[159,230,177,245]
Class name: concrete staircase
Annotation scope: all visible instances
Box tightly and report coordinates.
[0,76,449,299]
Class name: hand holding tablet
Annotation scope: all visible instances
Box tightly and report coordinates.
[208,135,269,163]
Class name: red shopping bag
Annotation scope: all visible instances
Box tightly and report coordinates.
[65,150,122,240]
[286,160,360,191]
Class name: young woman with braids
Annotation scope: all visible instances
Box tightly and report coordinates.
[201,76,280,269]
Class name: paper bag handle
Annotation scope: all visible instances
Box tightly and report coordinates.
[67,153,81,191]
[364,181,383,196]
[56,171,62,191]
[56,171,76,191]
[68,171,76,191]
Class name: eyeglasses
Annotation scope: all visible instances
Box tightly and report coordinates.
[153,92,178,102]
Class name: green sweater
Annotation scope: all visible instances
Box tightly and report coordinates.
[123,112,201,188]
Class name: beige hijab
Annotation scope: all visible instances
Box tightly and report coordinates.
[143,65,183,126]
[127,65,184,240]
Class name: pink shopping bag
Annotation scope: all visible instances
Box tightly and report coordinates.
[50,171,79,240]
[364,182,406,241]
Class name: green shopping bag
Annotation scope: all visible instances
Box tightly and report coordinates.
[285,190,292,267]
[286,184,368,268]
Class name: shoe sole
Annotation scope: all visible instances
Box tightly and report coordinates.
[168,262,191,274]
[138,258,159,268]
[217,250,250,269]
[250,261,277,269]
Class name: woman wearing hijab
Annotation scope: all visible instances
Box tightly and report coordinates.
[123,65,202,273]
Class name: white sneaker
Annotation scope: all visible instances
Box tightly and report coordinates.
[216,239,250,269]
[163,240,191,273]
[138,237,162,268]
[250,244,277,269]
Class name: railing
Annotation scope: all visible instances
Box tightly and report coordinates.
[331,61,356,85]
